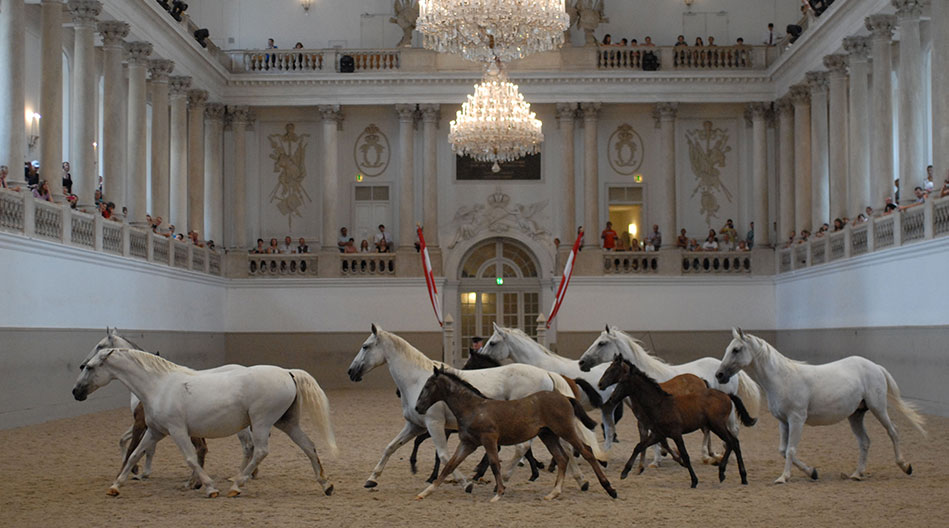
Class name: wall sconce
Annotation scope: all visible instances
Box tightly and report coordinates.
[301,0,313,14]
[28,112,41,151]
[684,0,695,8]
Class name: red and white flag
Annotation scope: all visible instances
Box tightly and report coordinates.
[547,228,583,328]
[418,226,443,326]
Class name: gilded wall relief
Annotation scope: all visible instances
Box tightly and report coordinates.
[447,188,549,249]
[354,124,390,177]
[685,120,733,226]
[268,123,311,231]
[608,123,644,175]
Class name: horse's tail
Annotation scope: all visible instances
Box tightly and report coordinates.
[572,377,603,409]
[550,372,575,398]
[570,397,598,430]
[290,369,339,456]
[568,397,608,463]
[728,394,757,427]
[881,366,928,438]
[734,370,763,420]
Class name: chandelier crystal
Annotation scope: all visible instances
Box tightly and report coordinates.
[417,0,570,64]
[449,63,543,172]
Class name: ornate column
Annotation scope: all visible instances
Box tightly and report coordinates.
[866,14,896,206]
[776,97,795,242]
[39,0,65,197]
[229,106,250,248]
[843,36,871,215]
[98,21,129,212]
[68,0,102,207]
[318,105,342,249]
[580,102,600,248]
[748,102,770,247]
[125,42,152,222]
[556,103,577,245]
[148,59,174,220]
[894,0,926,195]
[0,0,26,182]
[396,104,416,250]
[934,0,949,182]
[790,84,812,234]
[203,103,225,243]
[807,71,830,230]
[187,89,207,234]
[168,76,191,229]
[653,102,678,248]
[824,54,849,220]
[420,104,440,246]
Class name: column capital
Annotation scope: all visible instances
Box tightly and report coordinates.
[823,54,849,75]
[97,20,129,47]
[205,103,226,122]
[148,59,175,82]
[125,41,153,66]
[187,88,208,108]
[228,105,251,126]
[319,104,344,131]
[842,35,871,61]
[67,0,102,27]
[892,0,924,18]
[579,102,601,120]
[168,76,192,97]
[555,103,578,121]
[789,83,811,105]
[865,14,897,40]
[806,70,829,93]
[775,96,794,116]
[651,102,678,128]
[746,102,770,120]
[395,103,417,122]
[419,104,441,123]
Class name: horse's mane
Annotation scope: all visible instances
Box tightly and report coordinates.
[504,327,560,358]
[380,329,437,371]
[111,333,145,352]
[744,333,807,370]
[438,369,488,399]
[115,348,195,375]
[621,358,672,398]
[612,328,667,364]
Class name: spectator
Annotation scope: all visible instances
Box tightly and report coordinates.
[297,237,309,254]
[601,221,618,250]
[121,206,128,218]
[553,237,561,248]
[337,227,349,252]
[267,237,280,253]
[646,224,661,250]
[701,229,719,251]
[32,180,52,201]
[360,239,371,252]
[784,230,796,248]
[900,186,926,210]
[883,197,898,213]
[374,224,393,251]
[0,165,18,191]
[469,336,484,356]
[737,240,749,251]
[676,228,689,249]
[832,218,844,232]
[925,165,934,191]
[853,213,868,226]
[601,34,612,46]
[629,238,640,251]
[894,178,900,203]
[294,42,304,49]
[941,176,949,198]
[206,240,215,251]
[707,36,717,46]
[61,162,73,194]
[165,224,175,237]
[674,35,687,47]
[279,235,294,253]
[736,37,745,46]
[763,22,777,46]
[94,189,104,206]
[175,233,184,241]
[694,37,704,46]
[642,36,655,47]
[190,231,205,248]
[865,206,874,217]
[814,223,829,237]
[798,229,811,243]
[720,219,738,249]
[252,238,266,254]
[344,238,358,254]
[377,237,390,253]
[102,202,115,220]
[619,38,628,46]
[687,238,700,251]
[746,222,754,249]
[265,37,278,69]
[577,226,585,250]
[150,216,163,232]
[26,161,39,188]
[66,193,77,209]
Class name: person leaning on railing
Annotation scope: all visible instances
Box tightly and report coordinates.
[0,165,21,192]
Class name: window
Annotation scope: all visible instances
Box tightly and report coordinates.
[608,185,644,250]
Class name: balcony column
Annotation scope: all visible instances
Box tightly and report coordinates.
[580,102,600,248]
[395,104,416,251]
[97,21,129,213]
[148,59,174,221]
[203,103,225,243]
[318,105,342,249]
[893,0,926,195]
[168,76,191,229]
[653,102,678,248]
[0,0,26,184]
[843,36,871,216]
[556,103,577,245]
[806,71,830,230]
[934,0,949,182]
[187,89,207,234]
[420,104,440,246]
[39,0,65,198]
[865,14,896,206]
[776,96,795,242]
[68,0,102,208]
[228,106,250,248]
[789,84,812,234]
[823,54,849,220]
[748,102,770,247]
[125,42,152,223]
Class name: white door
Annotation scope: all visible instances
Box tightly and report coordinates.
[353,185,390,248]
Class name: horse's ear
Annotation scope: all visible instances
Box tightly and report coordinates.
[613,353,622,361]
[106,326,113,336]
[492,321,502,333]
[433,366,439,375]
[732,327,742,340]
[371,323,378,335]
[736,327,747,340]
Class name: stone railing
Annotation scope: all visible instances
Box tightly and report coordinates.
[340,253,397,276]
[0,188,221,276]
[672,45,756,69]
[602,251,659,274]
[247,253,319,277]
[681,251,752,273]
[777,195,949,273]
[226,48,399,73]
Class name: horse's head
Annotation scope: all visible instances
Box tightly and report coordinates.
[348,324,387,382]
[716,327,752,383]
[72,347,120,401]
[414,367,449,415]
[579,325,621,372]
[598,354,630,391]
[462,350,501,370]
[82,328,141,370]
[478,322,514,363]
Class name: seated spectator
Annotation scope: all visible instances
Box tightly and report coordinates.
[737,240,749,251]
[297,237,309,254]
[374,224,393,251]
[832,218,844,232]
[642,36,655,47]
[702,229,719,251]
[676,228,689,249]
[601,221,618,250]
[883,197,898,213]
[251,238,266,253]
[852,213,868,226]
[360,239,371,252]
[674,35,687,47]
[707,36,717,46]
[694,37,704,46]
[646,224,661,250]
[687,238,700,251]
[344,238,358,254]
[337,227,349,252]
[629,238,641,251]
[268,237,280,253]
[784,230,796,248]
[32,180,52,201]
[601,34,612,46]
[282,235,295,254]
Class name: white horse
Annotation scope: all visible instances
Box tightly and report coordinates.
[346,324,605,491]
[578,325,763,467]
[72,347,337,497]
[715,328,927,483]
[477,323,621,451]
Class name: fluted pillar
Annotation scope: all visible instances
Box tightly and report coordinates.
[98,21,129,212]
[395,104,416,250]
[843,36,871,215]
[148,59,174,220]
[187,89,207,234]
[39,0,65,197]
[894,0,926,195]
[0,0,26,181]
[824,54,849,219]
[748,102,770,247]
[654,103,678,247]
[790,84,812,233]
[420,104,440,246]
[556,103,577,244]
[125,42,152,222]
[934,0,949,182]
[866,14,896,206]
[318,105,342,249]
[203,103,225,243]
[68,0,102,207]
[580,102,600,247]
[168,76,191,229]
[776,97,795,241]
[229,106,250,248]
[807,71,829,229]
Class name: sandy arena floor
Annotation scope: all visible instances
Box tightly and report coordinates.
[2,388,947,528]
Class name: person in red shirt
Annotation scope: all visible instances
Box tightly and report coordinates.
[601,221,618,250]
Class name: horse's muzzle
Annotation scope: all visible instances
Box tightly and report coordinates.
[347,365,363,382]
[715,370,729,384]
[72,387,87,401]
[578,360,592,372]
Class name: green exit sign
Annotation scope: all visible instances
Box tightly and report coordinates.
[496,277,504,285]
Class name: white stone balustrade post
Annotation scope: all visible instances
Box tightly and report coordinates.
[790,84,812,234]
[581,103,600,247]
[893,0,926,196]
[748,102,770,247]
[62,206,72,245]
[807,71,830,231]
[934,0,949,183]
[40,0,65,198]
[0,0,26,186]
[168,76,191,230]
[395,104,416,251]
[121,222,130,256]
[203,103,225,243]
[535,313,548,348]
[654,102,678,249]
[93,214,103,251]
[187,89,207,234]
[442,313,455,366]
[229,106,250,248]
[126,41,152,223]
[68,0,102,208]
[556,103,577,245]
[776,96,795,243]
[843,36,871,216]
[318,105,342,250]
[148,58,174,221]
[824,54,849,220]
[866,14,897,207]
[98,21,129,213]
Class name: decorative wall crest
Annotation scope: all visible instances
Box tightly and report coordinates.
[268,123,311,231]
[448,188,549,248]
[353,124,390,177]
[685,121,733,226]
[607,123,644,175]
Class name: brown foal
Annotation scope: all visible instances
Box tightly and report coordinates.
[598,356,754,488]
[414,367,617,502]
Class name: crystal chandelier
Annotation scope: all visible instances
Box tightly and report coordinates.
[449,63,543,172]
[417,0,570,64]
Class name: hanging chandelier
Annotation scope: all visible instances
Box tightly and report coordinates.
[417,0,570,64]
[449,63,543,172]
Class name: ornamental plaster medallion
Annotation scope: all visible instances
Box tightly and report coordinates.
[268,123,311,230]
[607,123,644,175]
[448,188,549,249]
[685,121,733,226]
[353,124,390,177]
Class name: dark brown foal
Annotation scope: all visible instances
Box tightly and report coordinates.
[414,367,616,502]
[598,356,754,488]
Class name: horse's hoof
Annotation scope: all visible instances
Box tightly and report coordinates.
[415,495,425,501]
[810,468,819,480]
[647,462,659,469]
[773,476,788,485]
[719,472,726,483]
[690,480,698,488]
[364,480,378,488]
[620,470,629,480]
[227,490,240,498]
[535,462,545,470]
[464,482,474,494]
[324,484,334,496]
[580,481,589,492]
[905,464,913,475]
[637,466,645,475]
[599,460,608,468]
[528,474,539,482]
[490,494,503,503]
[608,488,617,499]
[208,491,220,498]
[106,487,120,497]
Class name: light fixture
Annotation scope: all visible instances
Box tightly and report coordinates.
[27,112,40,151]
[449,62,543,172]
[628,223,637,237]
[301,0,312,14]
[684,0,695,7]
[417,0,570,64]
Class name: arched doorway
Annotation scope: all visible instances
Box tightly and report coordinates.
[458,238,542,359]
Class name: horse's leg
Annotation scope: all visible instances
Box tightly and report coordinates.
[425,415,471,491]
[365,421,424,488]
[186,437,209,489]
[275,421,334,495]
[108,428,165,496]
[600,407,616,451]
[671,435,698,488]
[428,452,442,484]
[562,439,591,491]
[867,397,912,475]
[701,427,723,465]
[483,437,506,502]
[776,417,815,483]
[123,417,148,479]
[409,432,431,475]
[524,448,543,481]
[621,437,653,479]
[416,440,477,500]
[843,408,871,480]
[537,432,569,501]
[561,429,617,498]
[236,428,256,477]
[166,428,221,497]
[227,425,273,497]
[500,441,530,482]
[118,424,133,465]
